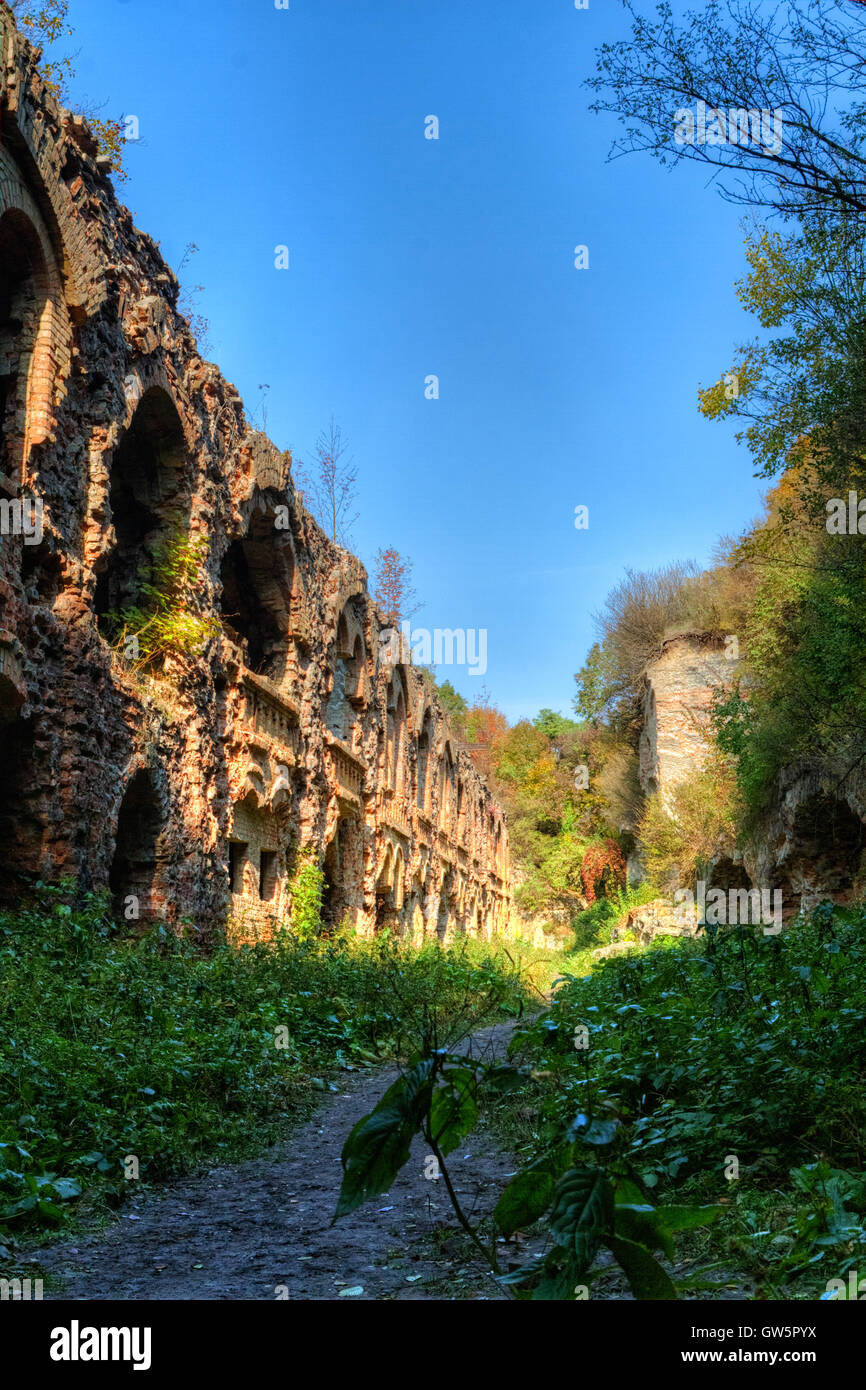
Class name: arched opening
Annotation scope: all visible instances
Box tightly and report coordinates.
[708,857,751,894]
[375,846,395,932]
[0,209,52,483]
[781,792,865,907]
[408,875,425,940]
[440,745,455,831]
[326,609,365,742]
[94,389,192,628]
[436,877,452,942]
[219,509,294,682]
[322,813,363,930]
[385,671,407,793]
[0,716,40,899]
[416,709,433,812]
[109,769,166,923]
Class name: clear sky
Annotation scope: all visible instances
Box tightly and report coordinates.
[65,0,765,723]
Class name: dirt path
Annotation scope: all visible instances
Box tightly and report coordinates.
[27,1023,523,1302]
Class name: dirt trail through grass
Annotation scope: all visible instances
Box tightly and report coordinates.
[28,1023,520,1302]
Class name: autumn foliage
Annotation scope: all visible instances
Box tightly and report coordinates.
[579,839,627,906]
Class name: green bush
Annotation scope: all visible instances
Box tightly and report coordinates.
[500,901,866,1296]
[0,883,528,1248]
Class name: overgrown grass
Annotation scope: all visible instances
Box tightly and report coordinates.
[567,881,658,964]
[492,901,866,1298]
[0,884,532,1252]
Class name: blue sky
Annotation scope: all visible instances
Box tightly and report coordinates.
[66,0,766,723]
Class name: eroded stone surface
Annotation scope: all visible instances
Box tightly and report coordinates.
[0,9,510,940]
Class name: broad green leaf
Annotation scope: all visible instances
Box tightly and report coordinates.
[569,1114,619,1146]
[656,1203,723,1235]
[613,1202,673,1261]
[605,1233,678,1300]
[50,1177,82,1200]
[548,1167,614,1271]
[494,1170,556,1236]
[429,1068,478,1157]
[335,1058,435,1219]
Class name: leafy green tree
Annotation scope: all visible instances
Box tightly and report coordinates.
[435,680,468,728]
[533,708,579,740]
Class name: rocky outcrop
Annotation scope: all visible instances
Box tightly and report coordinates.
[636,633,866,917]
[638,633,739,807]
[0,8,510,941]
[743,758,866,918]
[618,897,699,946]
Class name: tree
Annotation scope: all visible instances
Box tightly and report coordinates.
[372,546,420,625]
[698,214,866,494]
[293,419,358,547]
[588,0,866,219]
[533,708,579,740]
[434,680,467,726]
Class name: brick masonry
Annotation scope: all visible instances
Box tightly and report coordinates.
[0,8,511,942]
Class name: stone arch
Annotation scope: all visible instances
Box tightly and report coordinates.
[375,844,395,931]
[326,601,366,742]
[708,856,751,893]
[108,768,168,923]
[385,669,408,793]
[0,187,70,484]
[440,743,456,831]
[436,867,454,942]
[416,707,433,812]
[220,499,296,682]
[408,873,426,940]
[322,812,363,930]
[94,386,193,626]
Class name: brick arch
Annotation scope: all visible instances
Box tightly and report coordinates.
[219,495,297,682]
[93,384,194,627]
[384,666,409,793]
[439,741,456,830]
[0,85,98,318]
[108,764,171,924]
[416,706,435,812]
[0,181,71,482]
[326,597,367,741]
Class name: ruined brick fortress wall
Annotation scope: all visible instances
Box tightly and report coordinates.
[638,633,738,809]
[0,10,511,940]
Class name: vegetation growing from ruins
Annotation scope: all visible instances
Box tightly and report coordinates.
[0,882,534,1249]
[697,216,866,826]
[339,900,866,1298]
[638,754,738,890]
[293,420,359,548]
[7,1,126,177]
[371,544,420,625]
[287,849,326,942]
[106,535,220,671]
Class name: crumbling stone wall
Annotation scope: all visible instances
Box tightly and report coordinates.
[0,8,511,941]
[638,633,737,808]
[637,632,866,913]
